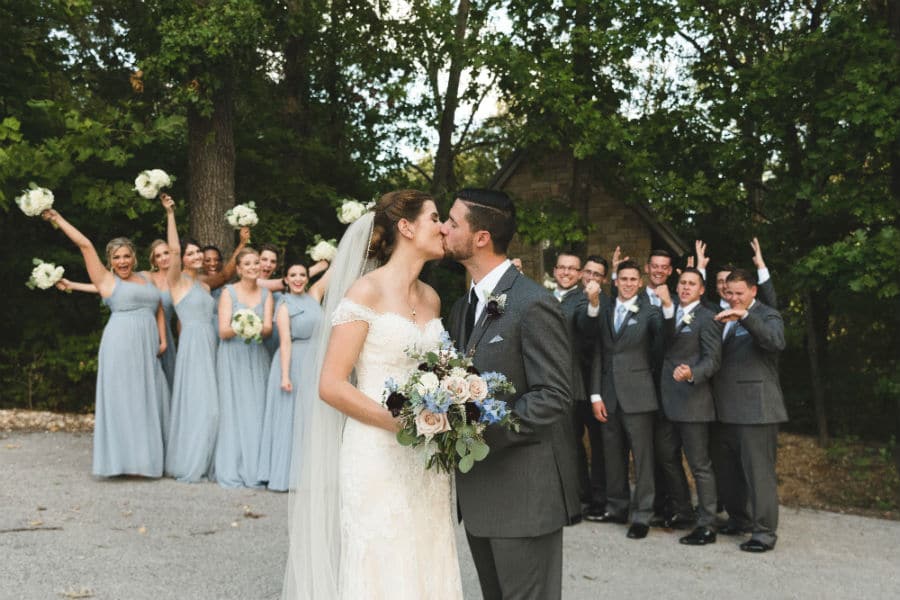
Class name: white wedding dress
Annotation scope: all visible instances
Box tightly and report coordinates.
[331,298,464,600]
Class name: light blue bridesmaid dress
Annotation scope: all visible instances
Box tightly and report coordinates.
[165,279,219,482]
[214,284,271,488]
[257,293,322,491]
[159,288,177,391]
[263,290,283,357]
[93,274,168,477]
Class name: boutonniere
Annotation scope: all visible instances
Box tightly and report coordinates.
[627,304,639,314]
[682,312,694,325]
[484,292,507,317]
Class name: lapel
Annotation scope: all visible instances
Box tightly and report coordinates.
[451,295,467,352]
[466,265,519,354]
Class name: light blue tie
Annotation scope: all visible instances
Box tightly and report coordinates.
[615,304,627,332]
[676,306,684,325]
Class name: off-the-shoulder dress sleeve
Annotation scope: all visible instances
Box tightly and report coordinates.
[331,298,378,326]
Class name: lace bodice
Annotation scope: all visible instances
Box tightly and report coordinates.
[331,298,444,403]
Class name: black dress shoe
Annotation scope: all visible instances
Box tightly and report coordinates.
[582,503,607,521]
[648,513,667,527]
[587,510,628,524]
[665,513,697,530]
[718,522,752,536]
[626,523,649,539]
[679,526,716,546]
[740,539,773,553]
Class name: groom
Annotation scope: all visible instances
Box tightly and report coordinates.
[442,189,581,600]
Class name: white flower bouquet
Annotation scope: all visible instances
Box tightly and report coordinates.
[225,201,259,229]
[543,274,557,291]
[306,234,338,262]
[26,258,65,290]
[231,308,263,344]
[383,332,518,473]
[134,169,172,199]
[16,186,54,217]
[336,198,374,224]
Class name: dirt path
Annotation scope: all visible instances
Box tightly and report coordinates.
[2,431,899,599]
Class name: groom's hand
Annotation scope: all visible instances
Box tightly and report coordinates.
[591,400,608,423]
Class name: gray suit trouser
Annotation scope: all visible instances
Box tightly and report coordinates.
[603,407,656,524]
[466,528,563,600]
[717,423,779,546]
[672,421,718,527]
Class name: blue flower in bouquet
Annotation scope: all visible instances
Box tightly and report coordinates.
[423,391,452,414]
[478,398,509,425]
[480,372,506,393]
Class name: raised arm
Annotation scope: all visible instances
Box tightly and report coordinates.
[162,194,183,289]
[308,265,332,303]
[42,209,114,296]
[261,289,274,338]
[205,227,250,290]
[55,279,99,294]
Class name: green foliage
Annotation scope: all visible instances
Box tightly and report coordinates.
[516,200,589,248]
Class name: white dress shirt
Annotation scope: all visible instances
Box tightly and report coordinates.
[469,259,512,323]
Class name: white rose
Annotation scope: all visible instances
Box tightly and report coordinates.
[28,260,65,290]
[450,367,468,379]
[134,171,158,199]
[17,187,54,216]
[466,375,488,402]
[414,409,451,439]
[415,371,440,396]
[440,375,470,404]
[148,169,172,189]
[337,200,366,224]
[309,240,337,262]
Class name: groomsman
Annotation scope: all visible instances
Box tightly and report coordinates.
[590,260,663,539]
[713,269,788,552]
[694,238,777,310]
[658,268,723,545]
[573,255,612,519]
[550,252,597,512]
[613,247,693,527]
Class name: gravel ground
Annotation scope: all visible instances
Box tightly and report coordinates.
[2,431,900,600]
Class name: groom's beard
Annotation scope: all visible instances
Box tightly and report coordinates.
[442,238,475,261]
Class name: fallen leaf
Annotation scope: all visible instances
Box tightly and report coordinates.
[29,520,44,527]
[137,526,147,535]
[58,587,94,598]
[5,444,21,449]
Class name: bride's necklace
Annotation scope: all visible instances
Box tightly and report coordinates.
[406,292,417,318]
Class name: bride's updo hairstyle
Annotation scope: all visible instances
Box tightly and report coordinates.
[367,189,434,262]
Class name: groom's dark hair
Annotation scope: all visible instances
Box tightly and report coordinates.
[456,188,516,255]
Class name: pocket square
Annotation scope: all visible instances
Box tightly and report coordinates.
[626,320,638,326]
[679,326,693,333]
[488,335,504,344]
[735,328,750,337]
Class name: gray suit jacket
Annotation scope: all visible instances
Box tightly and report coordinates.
[558,286,595,401]
[660,304,722,422]
[449,265,581,538]
[712,301,788,424]
[596,294,662,414]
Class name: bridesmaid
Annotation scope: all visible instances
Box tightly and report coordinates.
[215,247,274,488]
[259,244,282,357]
[147,239,177,391]
[42,209,168,477]
[160,194,219,482]
[257,260,329,491]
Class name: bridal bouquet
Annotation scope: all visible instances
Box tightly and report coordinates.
[307,235,338,262]
[231,309,263,344]
[225,201,259,229]
[383,332,518,474]
[26,258,65,290]
[134,169,172,199]
[336,198,374,224]
[16,186,54,217]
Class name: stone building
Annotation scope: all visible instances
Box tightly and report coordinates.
[488,150,688,284]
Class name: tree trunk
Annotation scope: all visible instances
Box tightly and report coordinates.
[188,87,236,255]
[804,290,830,446]
[431,0,471,200]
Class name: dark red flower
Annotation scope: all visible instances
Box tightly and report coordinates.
[464,402,481,423]
[486,300,501,317]
[385,392,407,417]
[466,365,480,376]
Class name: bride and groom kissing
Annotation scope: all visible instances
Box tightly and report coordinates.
[284,188,581,600]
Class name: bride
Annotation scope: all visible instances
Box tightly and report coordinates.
[283,190,464,599]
